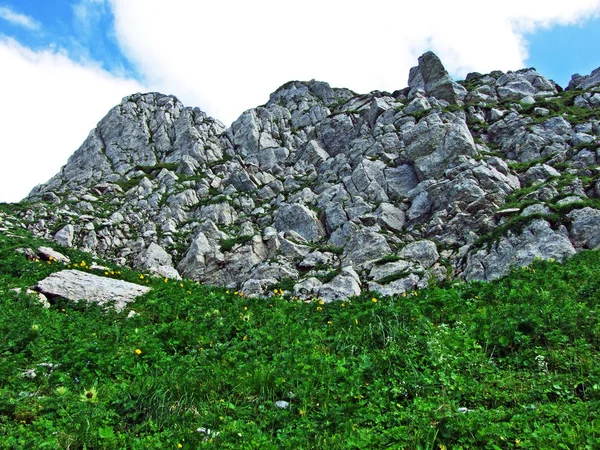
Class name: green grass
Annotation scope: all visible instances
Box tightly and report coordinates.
[219,235,254,253]
[1,223,600,449]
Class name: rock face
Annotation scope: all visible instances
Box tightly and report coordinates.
[36,270,151,312]
[408,51,467,104]
[18,53,600,300]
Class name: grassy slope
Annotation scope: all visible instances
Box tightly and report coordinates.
[0,223,599,449]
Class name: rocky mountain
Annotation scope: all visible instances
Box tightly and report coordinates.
[16,51,600,301]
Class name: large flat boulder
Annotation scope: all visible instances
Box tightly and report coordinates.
[36,270,151,312]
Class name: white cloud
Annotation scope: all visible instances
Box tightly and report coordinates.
[0,38,145,202]
[0,6,40,30]
[2,1,600,203]
[109,0,600,126]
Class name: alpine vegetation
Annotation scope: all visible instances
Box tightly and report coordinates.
[1,51,600,448]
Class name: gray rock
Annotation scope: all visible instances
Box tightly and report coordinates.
[520,203,551,217]
[36,270,150,312]
[384,165,419,199]
[368,273,421,296]
[273,204,325,243]
[369,260,411,281]
[293,277,323,298]
[375,203,406,232]
[405,114,477,180]
[37,247,70,264]
[318,266,361,302]
[136,243,181,280]
[519,164,560,186]
[54,224,75,248]
[177,232,224,280]
[567,207,600,249]
[408,51,467,104]
[567,67,600,90]
[464,219,576,281]
[343,230,391,266]
[399,240,439,268]
[404,96,431,115]
[324,202,348,233]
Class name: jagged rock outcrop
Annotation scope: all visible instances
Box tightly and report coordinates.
[18,52,600,300]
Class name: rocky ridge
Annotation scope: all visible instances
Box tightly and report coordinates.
[18,51,600,301]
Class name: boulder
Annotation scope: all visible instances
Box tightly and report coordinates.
[136,242,177,277]
[36,270,150,312]
[404,114,477,180]
[399,240,439,268]
[273,204,325,243]
[464,219,576,281]
[37,247,70,264]
[318,266,361,302]
[54,224,75,247]
[407,51,467,104]
[343,230,392,266]
[567,66,600,90]
[567,207,600,249]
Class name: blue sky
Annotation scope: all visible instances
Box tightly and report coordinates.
[0,0,134,76]
[1,0,600,203]
[525,16,600,86]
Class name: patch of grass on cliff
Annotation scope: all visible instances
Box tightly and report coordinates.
[219,235,254,252]
[1,225,600,449]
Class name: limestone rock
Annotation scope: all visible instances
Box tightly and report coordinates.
[408,51,467,104]
[343,230,392,266]
[567,67,600,91]
[318,266,361,302]
[273,204,325,243]
[399,240,439,268]
[136,243,181,280]
[36,270,151,312]
[54,224,75,247]
[37,247,70,264]
[464,219,576,281]
[567,207,600,249]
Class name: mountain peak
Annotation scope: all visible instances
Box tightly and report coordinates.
[20,53,600,300]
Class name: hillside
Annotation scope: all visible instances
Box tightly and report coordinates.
[14,51,600,300]
[1,51,600,448]
[0,210,599,448]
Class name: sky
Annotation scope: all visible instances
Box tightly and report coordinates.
[1,1,600,203]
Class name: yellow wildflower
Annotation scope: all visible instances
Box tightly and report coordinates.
[242,336,247,341]
[355,319,358,325]
[164,278,168,283]
[178,444,183,449]
[327,321,332,325]
[316,306,323,311]
[135,349,142,355]
[372,297,378,303]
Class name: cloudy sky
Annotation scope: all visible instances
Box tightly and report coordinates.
[1,1,600,203]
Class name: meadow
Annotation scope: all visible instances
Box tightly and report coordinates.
[1,224,599,449]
